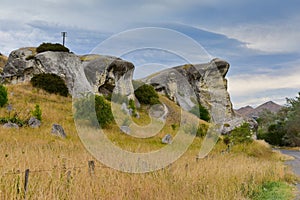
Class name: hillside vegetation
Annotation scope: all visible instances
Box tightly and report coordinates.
[257,92,300,147]
[0,83,297,199]
[0,54,8,72]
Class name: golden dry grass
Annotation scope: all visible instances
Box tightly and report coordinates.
[0,83,296,199]
[0,54,8,72]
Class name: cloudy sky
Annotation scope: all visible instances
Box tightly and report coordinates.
[1,0,300,108]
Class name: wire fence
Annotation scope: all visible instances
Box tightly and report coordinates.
[0,160,100,199]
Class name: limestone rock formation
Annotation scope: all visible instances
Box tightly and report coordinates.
[1,48,135,98]
[83,55,135,99]
[142,58,250,133]
[1,47,253,134]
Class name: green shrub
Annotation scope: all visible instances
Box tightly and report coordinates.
[196,123,209,137]
[0,113,27,127]
[0,84,8,107]
[36,43,70,53]
[74,94,114,128]
[128,99,137,117]
[230,123,253,144]
[134,84,160,105]
[30,74,69,97]
[31,104,42,121]
[223,135,231,145]
[189,104,210,122]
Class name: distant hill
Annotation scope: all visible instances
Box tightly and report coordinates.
[235,101,282,118]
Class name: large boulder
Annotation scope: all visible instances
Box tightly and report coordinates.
[3,122,19,129]
[28,117,41,128]
[83,55,135,99]
[1,48,135,98]
[51,124,67,138]
[142,58,248,133]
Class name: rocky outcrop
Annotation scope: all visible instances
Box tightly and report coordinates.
[142,58,251,133]
[83,55,135,99]
[1,48,253,134]
[1,48,135,98]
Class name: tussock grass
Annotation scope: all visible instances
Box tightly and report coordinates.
[0,83,296,199]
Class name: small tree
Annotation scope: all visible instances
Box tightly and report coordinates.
[32,104,42,121]
[230,123,253,144]
[74,94,114,128]
[128,99,137,117]
[0,84,8,107]
[190,104,210,122]
[134,84,160,105]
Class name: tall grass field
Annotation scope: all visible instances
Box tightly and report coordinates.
[0,84,297,199]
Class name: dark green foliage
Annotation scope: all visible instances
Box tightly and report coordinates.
[223,136,231,145]
[134,84,160,105]
[74,94,114,128]
[284,92,300,146]
[0,85,8,107]
[30,74,69,97]
[189,104,211,122]
[257,92,300,147]
[128,99,137,117]
[31,104,42,121]
[36,43,70,53]
[230,123,253,144]
[171,124,177,131]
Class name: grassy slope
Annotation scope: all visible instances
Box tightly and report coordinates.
[0,55,8,72]
[0,83,297,199]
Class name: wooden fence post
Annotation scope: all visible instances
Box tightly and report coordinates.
[88,160,95,176]
[24,169,30,199]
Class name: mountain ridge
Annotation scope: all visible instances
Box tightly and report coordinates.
[235,101,282,118]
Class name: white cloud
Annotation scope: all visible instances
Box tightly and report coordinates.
[228,62,300,108]
[216,16,300,53]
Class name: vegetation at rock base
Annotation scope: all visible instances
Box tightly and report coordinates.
[74,94,114,128]
[31,104,42,121]
[189,103,211,122]
[134,83,160,105]
[0,83,297,199]
[36,43,70,53]
[257,92,300,147]
[0,84,8,107]
[0,53,8,71]
[30,73,69,97]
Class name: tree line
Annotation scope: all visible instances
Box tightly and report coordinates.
[257,92,300,146]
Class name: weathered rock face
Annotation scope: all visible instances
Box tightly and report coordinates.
[83,55,135,99]
[1,48,253,134]
[142,58,248,133]
[1,48,135,98]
